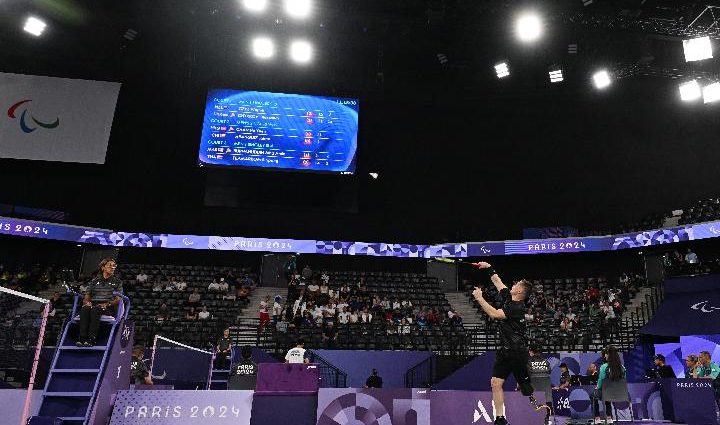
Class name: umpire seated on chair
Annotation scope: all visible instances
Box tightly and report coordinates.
[228,346,258,390]
[77,258,123,347]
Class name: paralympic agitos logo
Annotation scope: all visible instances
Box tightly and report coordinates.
[7,99,60,133]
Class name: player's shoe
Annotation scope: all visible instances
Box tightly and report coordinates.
[493,416,509,425]
[528,395,550,413]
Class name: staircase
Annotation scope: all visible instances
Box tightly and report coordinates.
[236,287,282,321]
[444,291,484,325]
[30,295,130,425]
[231,287,284,353]
[621,287,656,320]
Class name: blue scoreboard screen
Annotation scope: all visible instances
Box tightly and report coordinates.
[198,89,359,174]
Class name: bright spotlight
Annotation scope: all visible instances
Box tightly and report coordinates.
[23,16,47,37]
[679,80,702,102]
[593,70,611,89]
[549,69,563,83]
[285,0,312,19]
[683,36,713,62]
[243,0,268,13]
[369,173,379,179]
[495,62,510,78]
[290,40,313,64]
[703,82,720,104]
[516,13,542,42]
[252,37,275,59]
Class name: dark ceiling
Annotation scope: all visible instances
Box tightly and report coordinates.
[2,0,720,243]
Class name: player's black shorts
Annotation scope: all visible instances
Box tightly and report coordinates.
[492,349,531,384]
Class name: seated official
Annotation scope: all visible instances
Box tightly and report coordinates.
[653,354,677,378]
[228,346,257,390]
[77,258,123,347]
[365,369,383,388]
[131,346,153,386]
[215,328,232,369]
[554,363,571,390]
[685,354,700,378]
[586,363,599,385]
[592,345,626,425]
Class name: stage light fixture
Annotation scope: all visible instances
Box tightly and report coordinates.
[683,36,713,62]
[549,69,563,83]
[23,16,46,37]
[592,70,611,89]
[703,82,720,103]
[289,40,313,64]
[243,0,268,13]
[516,13,542,42]
[252,37,275,59]
[679,80,702,102]
[369,173,379,179]
[285,0,312,19]
[495,62,510,78]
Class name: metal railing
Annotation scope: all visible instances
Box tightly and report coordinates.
[405,355,435,388]
[309,350,348,388]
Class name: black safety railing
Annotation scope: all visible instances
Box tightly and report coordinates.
[309,350,348,388]
[405,355,435,388]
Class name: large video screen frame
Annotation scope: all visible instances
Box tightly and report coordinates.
[198,89,360,174]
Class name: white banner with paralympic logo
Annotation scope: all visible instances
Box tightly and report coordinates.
[0,72,120,164]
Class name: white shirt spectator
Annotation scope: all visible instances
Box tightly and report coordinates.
[338,311,350,324]
[401,300,412,308]
[259,300,268,314]
[448,310,456,319]
[307,283,320,293]
[313,306,323,318]
[208,281,220,291]
[293,298,304,315]
[175,280,187,291]
[285,347,307,364]
[565,312,577,322]
[218,280,229,292]
[273,301,283,316]
[360,312,373,323]
[198,310,210,319]
[152,282,163,292]
[337,302,348,311]
[686,251,699,264]
[392,301,401,310]
[136,273,148,283]
[381,299,390,310]
[349,312,359,323]
[321,273,330,284]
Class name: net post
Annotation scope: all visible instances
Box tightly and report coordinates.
[21,301,50,425]
[150,334,159,375]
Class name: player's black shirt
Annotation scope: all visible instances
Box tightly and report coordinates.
[498,288,528,351]
[218,336,231,351]
[130,356,149,385]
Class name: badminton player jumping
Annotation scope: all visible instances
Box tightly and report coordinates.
[471,261,547,425]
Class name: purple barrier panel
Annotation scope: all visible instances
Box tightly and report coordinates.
[90,320,134,425]
[109,390,253,425]
[255,363,320,395]
[312,350,433,389]
[317,388,547,425]
[659,378,719,425]
[250,395,317,425]
[565,384,664,421]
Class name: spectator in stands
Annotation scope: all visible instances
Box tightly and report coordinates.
[349,309,359,324]
[386,319,397,335]
[218,278,229,293]
[565,307,577,323]
[365,369,383,388]
[215,328,232,369]
[307,280,320,300]
[272,296,283,323]
[556,363,571,390]
[285,338,309,364]
[152,280,163,292]
[592,346,626,425]
[448,310,463,327]
[136,270,148,285]
[401,299,413,311]
[319,281,329,296]
[302,311,315,328]
[259,296,270,331]
[416,312,428,330]
[380,296,390,310]
[322,321,338,349]
[131,345,153,386]
[155,303,170,322]
[198,305,210,320]
[560,317,573,332]
[426,308,439,326]
[360,307,373,323]
[48,291,63,317]
[340,283,350,298]
[301,265,313,281]
[399,318,411,334]
[686,248,700,265]
[685,355,700,378]
[338,307,350,324]
[188,289,201,305]
[237,284,250,306]
[653,354,676,378]
[77,258,123,347]
[392,299,401,311]
[208,279,221,292]
[185,307,198,320]
[586,363,599,384]
[175,277,187,291]
[321,271,330,285]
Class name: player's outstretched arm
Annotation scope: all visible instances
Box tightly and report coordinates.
[472,287,506,320]
[471,262,507,292]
